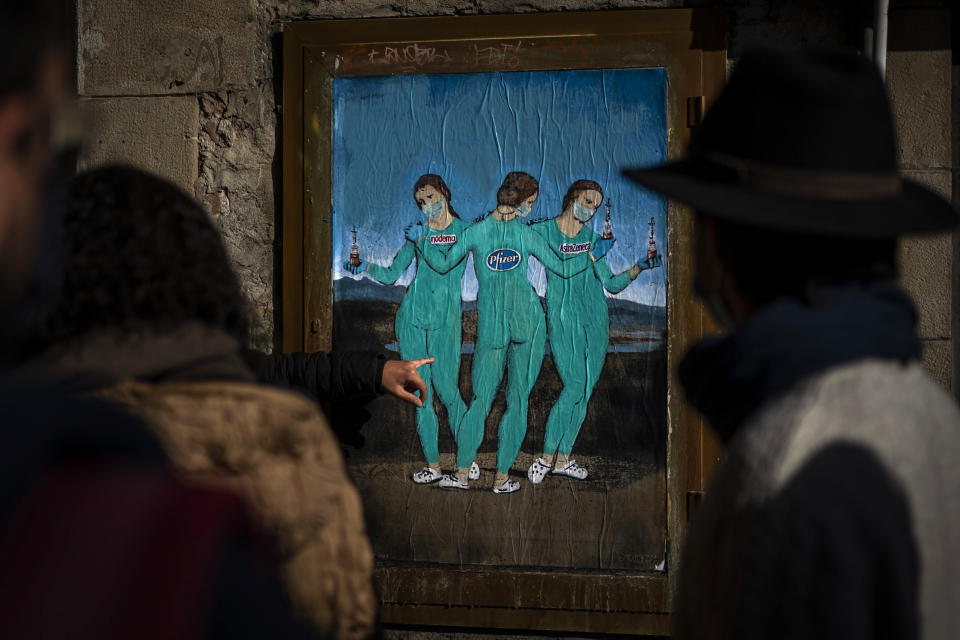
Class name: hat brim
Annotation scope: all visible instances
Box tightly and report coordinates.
[623,161,959,237]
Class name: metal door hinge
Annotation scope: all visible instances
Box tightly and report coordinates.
[687,96,704,127]
[686,490,705,523]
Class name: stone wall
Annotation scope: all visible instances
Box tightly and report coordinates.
[886,2,955,389]
[77,0,275,347]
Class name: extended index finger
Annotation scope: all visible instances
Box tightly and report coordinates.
[409,357,435,369]
[394,387,424,408]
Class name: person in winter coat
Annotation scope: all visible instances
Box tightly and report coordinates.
[25,165,376,640]
[0,5,312,639]
[625,48,960,640]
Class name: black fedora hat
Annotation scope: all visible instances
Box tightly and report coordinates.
[623,48,958,237]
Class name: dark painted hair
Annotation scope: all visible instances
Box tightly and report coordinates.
[413,174,459,218]
[496,171,539,207]
[0,1,70,99]
[561,179,604,213]
[37,166,250,346]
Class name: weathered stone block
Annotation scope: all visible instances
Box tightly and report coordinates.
[886,8,951,169]
[272,0,448,19]
[78,96,200,196]
[897,170,952,340]
[899,231,953,339]
[78,0,263,95]
[922,338,952,391]
[195,86,278,351]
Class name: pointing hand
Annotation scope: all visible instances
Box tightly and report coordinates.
[381,357,434,407]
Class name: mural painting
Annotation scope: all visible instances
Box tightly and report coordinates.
[331,68,668,571]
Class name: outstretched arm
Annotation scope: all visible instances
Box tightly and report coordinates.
[252,350,432,408]
[597,253,663,293]
[364,241,416,285]
[252,350,386,402]
[594,257,635,294]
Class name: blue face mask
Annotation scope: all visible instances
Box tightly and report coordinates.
[422,200,443,219]
[572,200,595,222]
[515,202,532,218]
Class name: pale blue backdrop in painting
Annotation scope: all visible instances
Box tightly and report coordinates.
[331,68,668,306]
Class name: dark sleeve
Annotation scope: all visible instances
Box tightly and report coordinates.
[253,351,386,403]
[737,443,919,640]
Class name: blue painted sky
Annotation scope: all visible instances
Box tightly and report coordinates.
[331,68,668,305]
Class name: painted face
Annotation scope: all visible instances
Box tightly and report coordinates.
[515,191,538,218]
[415,184,445,219]
[572,189,602,222]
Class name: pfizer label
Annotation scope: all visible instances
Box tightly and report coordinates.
[485,248,521,271]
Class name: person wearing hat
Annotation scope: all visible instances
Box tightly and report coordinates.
[625,48,960,639]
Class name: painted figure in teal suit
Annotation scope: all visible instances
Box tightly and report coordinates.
[344,174,471,485]
[410,172,614,494]
[526,179,662,484]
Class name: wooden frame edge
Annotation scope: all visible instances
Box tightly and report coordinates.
[280,9,727,634]
[281,24,306,352]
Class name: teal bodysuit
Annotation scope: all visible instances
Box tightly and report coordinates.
[417,214,592,475]
[530,219,634,459]
[366,216,469,465]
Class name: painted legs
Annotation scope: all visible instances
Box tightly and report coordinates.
[455,317,546,476]
[400,306,604,483]
[429,319,468,447]
[542,317,608,458]
[455,344,506,470]
[498,322,546,474]
[398,316,466,466]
